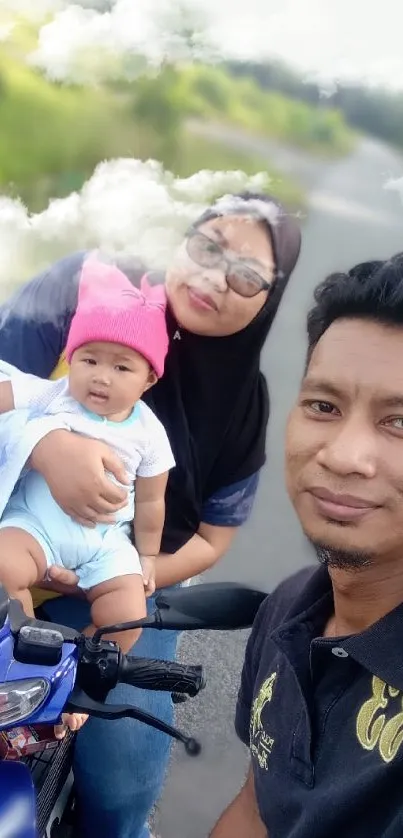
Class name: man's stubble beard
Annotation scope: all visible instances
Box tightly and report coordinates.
[313,541,374,571]
[305,519,374,571]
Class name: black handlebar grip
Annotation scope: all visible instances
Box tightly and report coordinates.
[119,655,206,697]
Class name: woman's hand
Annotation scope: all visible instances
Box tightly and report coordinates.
[140,555,156,598]
[54,712,89,740]
[39,565,82,597]
[31,430,130,526]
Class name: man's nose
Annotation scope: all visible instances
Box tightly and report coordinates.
[317,417,377,479]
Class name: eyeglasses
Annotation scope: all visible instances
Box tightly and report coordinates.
[185,229,273,299]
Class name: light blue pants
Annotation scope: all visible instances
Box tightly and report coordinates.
[0,471,140,590]
[42,592,179,838]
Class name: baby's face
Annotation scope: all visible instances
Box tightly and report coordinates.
[69,342,157,421]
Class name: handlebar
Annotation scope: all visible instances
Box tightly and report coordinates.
[65,642,206,755]
[119,656,205,696]
[8,579,268,756]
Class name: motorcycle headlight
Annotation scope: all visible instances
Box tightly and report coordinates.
[0,679,50,726]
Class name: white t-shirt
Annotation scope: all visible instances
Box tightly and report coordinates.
[10,369,175,516]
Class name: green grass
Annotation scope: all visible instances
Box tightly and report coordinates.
[176,65,355,158]
[0,52,139,209]
[0,47,306,213]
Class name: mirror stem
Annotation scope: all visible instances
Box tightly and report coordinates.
[92,611,161,644]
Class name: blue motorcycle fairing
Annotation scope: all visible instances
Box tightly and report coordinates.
[0,588,78,837]
[0,615,77,728]
[0,760,36,838]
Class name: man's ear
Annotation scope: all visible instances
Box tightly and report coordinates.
[144,370,158,392]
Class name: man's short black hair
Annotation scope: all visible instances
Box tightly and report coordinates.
[306,252,403,364]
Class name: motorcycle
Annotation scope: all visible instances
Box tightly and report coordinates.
[0,581,267,837]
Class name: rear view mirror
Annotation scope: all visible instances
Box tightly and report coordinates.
[154,582,267,631]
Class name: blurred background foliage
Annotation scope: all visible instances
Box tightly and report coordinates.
[0,17,358,214]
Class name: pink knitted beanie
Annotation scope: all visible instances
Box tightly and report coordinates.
[65,257,169,378]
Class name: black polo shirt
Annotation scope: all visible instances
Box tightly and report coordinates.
[236,565,403,837]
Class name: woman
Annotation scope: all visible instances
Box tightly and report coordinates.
[0,191,301,837]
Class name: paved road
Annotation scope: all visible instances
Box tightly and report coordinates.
[155,132,403,837]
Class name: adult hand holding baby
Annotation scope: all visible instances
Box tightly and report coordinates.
[30,430,130,527]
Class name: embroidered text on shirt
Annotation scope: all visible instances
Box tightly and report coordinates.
[250,672,277,770]
[356,675,403,763]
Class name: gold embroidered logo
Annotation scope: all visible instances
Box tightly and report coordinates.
[250,672,276,770]
[356,675,403,763]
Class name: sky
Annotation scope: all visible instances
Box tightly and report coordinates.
[202,0,403,91]
[1,0,403,90]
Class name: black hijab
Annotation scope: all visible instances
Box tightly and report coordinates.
[123,191,301,553]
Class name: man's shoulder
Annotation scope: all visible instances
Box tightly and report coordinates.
[234,565,321,748]
[257,565,319,633]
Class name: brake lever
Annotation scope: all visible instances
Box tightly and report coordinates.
[65,686,201,756]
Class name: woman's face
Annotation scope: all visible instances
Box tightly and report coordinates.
[165,214,275,337]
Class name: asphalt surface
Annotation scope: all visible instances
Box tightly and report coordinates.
[155,132,403,837]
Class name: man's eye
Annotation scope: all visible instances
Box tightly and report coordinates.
[305,400,337,415]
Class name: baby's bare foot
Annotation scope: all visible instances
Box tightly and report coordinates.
[54,712,89,740]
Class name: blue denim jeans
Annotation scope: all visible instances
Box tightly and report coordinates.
[42,593,179,838]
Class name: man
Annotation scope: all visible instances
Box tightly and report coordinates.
[211,254,403,837]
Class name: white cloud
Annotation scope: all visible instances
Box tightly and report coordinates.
[201,0,403,90]
[5,0,401,89]
[27,0,214,83]
[0,157,270,290]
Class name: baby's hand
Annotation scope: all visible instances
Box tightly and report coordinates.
[140,555,156,598]
[54,712,89,740]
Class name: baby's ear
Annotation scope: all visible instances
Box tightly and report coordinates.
[145,370,158,391]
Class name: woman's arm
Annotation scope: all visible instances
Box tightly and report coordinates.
[37,577,86,599]
[155,472,260,588]
[155,522,236,588]
[46,520,236,595]
[30,430,129,526]
[0,252,85,375]
[46,471,261,592]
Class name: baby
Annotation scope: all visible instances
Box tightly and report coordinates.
[0,258,175,731]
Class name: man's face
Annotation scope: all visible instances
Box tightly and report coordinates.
[286,318,403,565]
